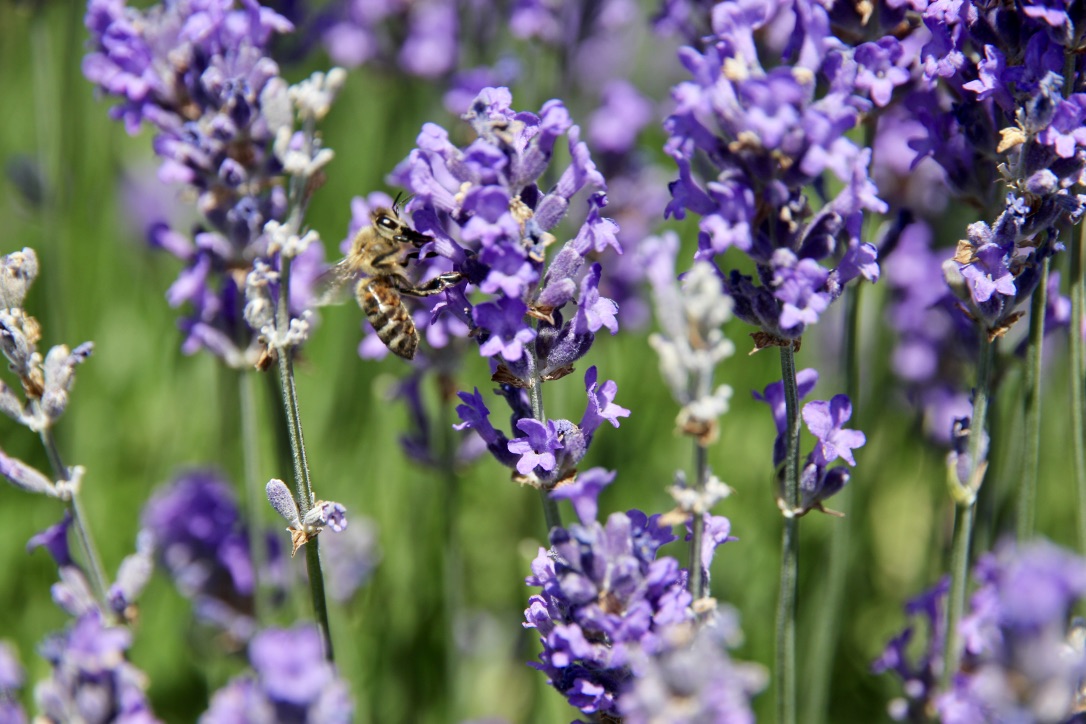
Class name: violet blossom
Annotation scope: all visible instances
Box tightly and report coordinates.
[201,625,352,723]
[663,0,887,346]
[83,0,341,365]
[525,467,725,719]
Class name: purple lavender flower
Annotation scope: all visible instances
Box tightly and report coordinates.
[141,470,283,641]
[802,395,866,467]
[618,613,765,723]
[936,541,1086,723]
[752,368,819,467]
[524,503,692,717]
[35,612,160,723]
[84,0,338,364]
[508,418,561,476]
[0,642,26,724]
[664,2,887,344]
[873,577,950,722]
[202,625,352,723]
[390,87,615,381]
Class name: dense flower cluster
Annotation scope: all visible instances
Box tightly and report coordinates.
[0,642,26,724]
[141,470,285,641]
[754,369,865,516]
[36,612,159,724]
[877,541,1086,723]
[202,625,352,723]
[663,0,886,346]
[618,610,766,723]
[523,468,739,718]
[83,0,336,364]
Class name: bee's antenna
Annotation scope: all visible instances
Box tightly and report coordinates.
[393,192,416,210]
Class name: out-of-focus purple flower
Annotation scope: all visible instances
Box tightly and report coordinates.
[319,518,381,604]
[942,541,1086,722]
[35,611,160,724]
[141,470,283,642]
[202,625,352,723]
[27,511,75,568]
[873,577,950,722]
[524,499,692,718]
[84,0,339,364]
[0,641,26,724]
[588,80,654,156]
[618,613,765,723]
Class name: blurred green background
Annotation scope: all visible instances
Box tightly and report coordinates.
[0,2,1081,722]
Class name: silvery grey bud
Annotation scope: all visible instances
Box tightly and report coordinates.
[244,262,277,332]
[266,478,300,527]
[109,530,154,614]
[0,309,40,380]
[41,342,92,422]
[0,379,26,425]
[0,449,56,497]
[0,248,38,309]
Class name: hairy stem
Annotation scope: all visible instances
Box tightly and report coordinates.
[776,343,801,724]
[239,369,270,622]
[40,427,110,612]
[688,442,708,601]
[942,335,992,686]
[1017,257,1049,540]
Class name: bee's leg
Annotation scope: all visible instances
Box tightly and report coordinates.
[396,271,464,297]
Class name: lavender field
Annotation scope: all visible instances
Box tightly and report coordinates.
[0,0,1083,721]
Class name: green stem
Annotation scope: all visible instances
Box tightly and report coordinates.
[439,383,463,721]
[942,335,992,687]
[1017,257,1049,540]
[239,369,270,623]
[273,244,333,660]
[1073,221,1086,553]
[525,339,562,534]
[688,442,708,602]
[40,427,110,612]
[775,343,801,724]
[805,283,862,723]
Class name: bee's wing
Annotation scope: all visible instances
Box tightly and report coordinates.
[313,259,361,307]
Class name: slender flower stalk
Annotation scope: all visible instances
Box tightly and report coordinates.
[238,369,270,621]
[942,336,993,687]
[1018,257,1050,540]
[776,344,802,724]
[1074,222,1086,553]
[40,427,109,612]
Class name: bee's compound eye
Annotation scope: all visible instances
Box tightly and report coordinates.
[377,215,399,231]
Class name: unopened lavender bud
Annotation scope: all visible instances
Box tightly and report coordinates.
[0,449,56,497]
[109,530,154,615]
[942,258,971,303]
[0,379,26,425]
[265,478,300,527]
[0,248,38,309]
[259,77,293,137]
[52,567,97,618]
[0,309,40,380]
[263,221,291,257]
[282,229,319,259]
[41,342,93,423]
[244,262,276,332]
[648,333,688,404]
[682,262,734,339]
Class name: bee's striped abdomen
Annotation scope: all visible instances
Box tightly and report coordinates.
[357,278,418,359]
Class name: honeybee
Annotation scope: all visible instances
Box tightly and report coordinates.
[318,205,463,360]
